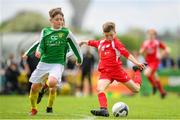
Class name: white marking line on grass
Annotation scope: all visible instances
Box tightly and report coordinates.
[0,112,96,119]
[71,113,96,120]
[0,112,62,116]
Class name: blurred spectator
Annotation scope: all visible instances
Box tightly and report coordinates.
[160,55,175,69]
[6,53,15,67]
[0,61,6,94]
[67,58,76,70]
[19,51,30,74]
[177,57,180,69]
[80,48,95,96]
[64,57,79,95]
[18,51,31,94]
[4,62,20,94]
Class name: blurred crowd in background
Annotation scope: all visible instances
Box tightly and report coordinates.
[0,48,96,95]
[0,48,180,95]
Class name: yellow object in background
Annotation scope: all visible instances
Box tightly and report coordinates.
[17,71,28,83]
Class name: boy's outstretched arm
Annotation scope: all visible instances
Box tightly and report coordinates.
[66,31,83,64]
[159,41,169,58]
[23,41,40,59]
[128,54,146,70]
[79,40,100,48]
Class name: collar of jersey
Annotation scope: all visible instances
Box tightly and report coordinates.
[50,27,62,31]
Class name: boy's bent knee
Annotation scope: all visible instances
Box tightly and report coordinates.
[97,88,105,93]
[48,81,57,88]
[132,87,140,93]
[49,88,57,94]
[31,83,41,92]
[48,76,58,88]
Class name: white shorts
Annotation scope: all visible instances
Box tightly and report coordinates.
[29,62,64,86]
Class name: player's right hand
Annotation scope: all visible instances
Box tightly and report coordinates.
[137,63,147,71]
[35,51,41,58]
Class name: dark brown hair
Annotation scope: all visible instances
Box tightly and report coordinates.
[102,22,115,32]
[49,7,64,18]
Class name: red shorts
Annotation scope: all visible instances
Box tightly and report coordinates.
[147,61,160,73]
[99,66,130,83]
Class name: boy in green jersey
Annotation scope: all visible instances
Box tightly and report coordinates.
[24,8,83,116]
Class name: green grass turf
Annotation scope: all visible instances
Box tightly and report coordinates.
[0,93,180,119]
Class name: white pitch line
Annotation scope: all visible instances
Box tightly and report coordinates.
[0,112,97,119]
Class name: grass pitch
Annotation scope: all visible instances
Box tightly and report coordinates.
[0,93,180,119]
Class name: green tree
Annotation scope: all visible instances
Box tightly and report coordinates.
[0,11,49,32]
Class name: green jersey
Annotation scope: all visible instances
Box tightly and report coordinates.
[25,27,82,65]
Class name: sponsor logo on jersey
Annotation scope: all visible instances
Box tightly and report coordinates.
[58,33,64,38]
[51,35,58,41]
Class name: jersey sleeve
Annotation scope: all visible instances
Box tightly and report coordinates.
[114,38,130,58]
[67,30,83,64]
[25,29,44,56]
[159,41,166,49]
[66,44,74,58]
[24,41,39,56]
[66,50,74,58]
[87,40,100,48]
[38,29,45,54]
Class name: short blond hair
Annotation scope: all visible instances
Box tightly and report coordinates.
[102,22,116,33]
[147,29,157,36]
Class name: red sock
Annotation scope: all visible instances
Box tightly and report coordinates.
[133,70,142,85]
[98,92,107,109]
[156,80,165,94]
[148,75,157,88]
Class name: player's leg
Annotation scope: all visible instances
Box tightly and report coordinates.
[29,83,42,116]
[144,67,157,94]
[120,66,142,93]
[80,72,86,95]
[37,80,49,104]
[124,79,141,93]
[28,63,49,116]
[88,72,93,95]
[97,79,111,109]
[91,79,111,117]
[46,76,58,113]
[154,72,167,98]
[132,63,147,85]
[46,64,64,113]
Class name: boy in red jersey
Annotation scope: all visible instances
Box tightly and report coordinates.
[80,22,146,117]
[140,29,168,99]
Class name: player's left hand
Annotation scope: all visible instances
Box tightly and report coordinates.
[75,61,81,67]
[137,63,146,71]
[35,51,41,58]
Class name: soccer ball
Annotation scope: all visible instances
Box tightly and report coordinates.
[112,102,129,117]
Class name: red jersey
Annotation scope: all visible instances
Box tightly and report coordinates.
[88,37,130,71]
[141,39,166,63]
